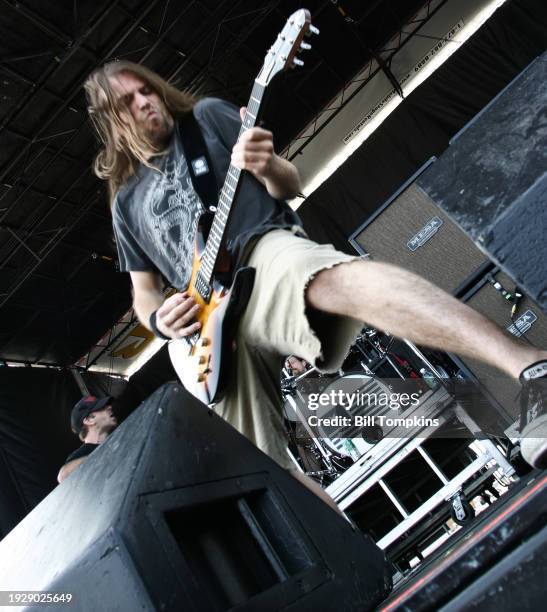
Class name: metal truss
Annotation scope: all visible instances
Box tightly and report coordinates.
[0,0,283,322]
[0,0,183,325]
[0,358,65,368]
[0,0,289,367]
[75,306,139,372]
[281,0,449,160]
[175,0,282,95]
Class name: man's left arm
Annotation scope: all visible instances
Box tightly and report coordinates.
[231,107,301,200]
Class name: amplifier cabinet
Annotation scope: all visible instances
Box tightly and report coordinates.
[453,270,547,426]
[349,164,490,296]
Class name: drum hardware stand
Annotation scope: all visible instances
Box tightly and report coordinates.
[359,361,374,375]
[282,364,318,384]
[402,339,446,379]
[284,393,341,479]
[383,355,407,379]
[306,468,342,479]
[282,364,347,479]
[363,351,409,380]
[285,445,341,485]
[355,330,407,379]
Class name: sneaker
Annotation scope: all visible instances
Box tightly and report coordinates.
[519,360,547,469]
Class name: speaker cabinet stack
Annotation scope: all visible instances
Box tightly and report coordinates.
[457,270,547,426]
[350,53,547,433]
[418,52,547,312]
[349,161,490,297]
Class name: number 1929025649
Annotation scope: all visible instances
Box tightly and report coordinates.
[2,591,73,605]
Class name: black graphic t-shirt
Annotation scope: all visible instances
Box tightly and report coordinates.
[113,97,303,290]
[64,443,99,464]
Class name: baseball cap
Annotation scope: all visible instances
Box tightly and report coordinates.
[71,395,113,434]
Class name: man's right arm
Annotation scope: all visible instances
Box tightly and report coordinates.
[130,271,202,339]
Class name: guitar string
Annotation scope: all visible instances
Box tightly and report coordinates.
[196,82,265,290]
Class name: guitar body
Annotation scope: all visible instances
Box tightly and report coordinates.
[168,215,255,405]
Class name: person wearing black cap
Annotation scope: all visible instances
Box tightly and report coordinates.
[57,395,117,483]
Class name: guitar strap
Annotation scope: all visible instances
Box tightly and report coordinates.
[178,110,219,209]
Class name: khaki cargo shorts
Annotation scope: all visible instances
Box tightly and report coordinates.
[213,229,364,469]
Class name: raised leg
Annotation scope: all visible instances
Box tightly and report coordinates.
[306,260,547,378]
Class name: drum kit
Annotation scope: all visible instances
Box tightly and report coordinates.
[282,327,454,485]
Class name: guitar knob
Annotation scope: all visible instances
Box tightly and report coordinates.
[197,373,206,383]
[198,338,210,347]
[198,355,206,365]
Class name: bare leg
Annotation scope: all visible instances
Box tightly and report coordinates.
[291,469,344,516]
[306,260,547,379]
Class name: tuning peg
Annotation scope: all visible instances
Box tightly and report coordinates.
[308,24,319,36]
[293,58,304,67]
[300,41,312,51]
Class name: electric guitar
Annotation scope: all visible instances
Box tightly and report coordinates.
[168,9,317,404]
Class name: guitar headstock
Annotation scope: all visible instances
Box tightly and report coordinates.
[256,9,318,87]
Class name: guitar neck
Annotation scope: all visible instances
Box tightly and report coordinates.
[196,81,266,287]
[192,7,315,297]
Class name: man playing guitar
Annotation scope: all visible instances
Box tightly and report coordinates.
[84,45,546,491]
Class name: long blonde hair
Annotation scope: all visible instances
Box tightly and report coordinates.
[84,61,196,203]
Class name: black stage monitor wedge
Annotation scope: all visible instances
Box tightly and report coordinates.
[0,383,392,611]
[349,161,490,297]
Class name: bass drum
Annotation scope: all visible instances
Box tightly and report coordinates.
[311,373,403,459]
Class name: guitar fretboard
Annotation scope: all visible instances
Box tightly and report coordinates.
[194,82,266,297]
